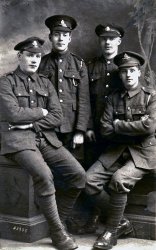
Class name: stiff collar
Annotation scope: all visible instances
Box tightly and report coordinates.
[121,83,141,98]
[100,55,114,64]
[14,66,38,81]
[51,49,70,59]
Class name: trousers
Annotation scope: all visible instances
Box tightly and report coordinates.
[7,137,86,197]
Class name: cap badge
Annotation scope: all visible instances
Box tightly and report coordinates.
[61,20,67,27]
[105,26,110,31]
[32,41,38,47]
[122,53,131,61]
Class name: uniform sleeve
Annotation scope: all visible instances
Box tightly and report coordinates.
[34,79,63,130]
[114,93,156,136]
[76,61,91,132]
[100,95,116,138]
[0,76,44,124]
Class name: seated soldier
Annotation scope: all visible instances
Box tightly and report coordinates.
[85,51,156,249]
[0,37,86,250]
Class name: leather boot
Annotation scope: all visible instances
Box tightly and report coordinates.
[93,230,117,250]
[116,216,133,237]
[51,227,78,250]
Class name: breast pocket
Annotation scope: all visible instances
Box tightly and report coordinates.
[89,74,104,95]
[14,89,30,107]
[36,89,49,108]
[132,106,146,121]
[64,71,81,93]
[114,106,125,120]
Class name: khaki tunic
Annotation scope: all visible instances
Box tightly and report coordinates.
[99,85,156,170]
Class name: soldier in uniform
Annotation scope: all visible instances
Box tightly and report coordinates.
[39,15,90,163]
[86,51,156,249]
[0,37,86,250]
[76,23,125,235]
[86,23,124,164]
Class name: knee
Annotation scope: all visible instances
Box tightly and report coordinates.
[85,172,101,196]
[109,171,130,193]
[33,171,55,196]
[73,166,86,189]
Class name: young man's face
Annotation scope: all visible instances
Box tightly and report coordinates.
[18,51,41,74]
[99,36,121,57]
[119,66,141,90]
[49,31,71,52]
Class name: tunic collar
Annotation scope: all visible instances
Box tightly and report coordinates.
[121,83,141,98]
[14,66,38,81]
[51,49,70,59]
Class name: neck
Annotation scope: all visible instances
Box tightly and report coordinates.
[103,50,118,60]
[53,48,68,55]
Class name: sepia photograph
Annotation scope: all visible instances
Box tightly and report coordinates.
[0,0,156,249]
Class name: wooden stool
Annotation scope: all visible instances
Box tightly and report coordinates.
[0,155,49,242]
[125,172,156,240]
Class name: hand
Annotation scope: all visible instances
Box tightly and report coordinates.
[42,108,48,116]
[113,119,120,125]
[72,132,84,149]
[9,124,33,130]
[86,130,96,142]
[141,114,149,121]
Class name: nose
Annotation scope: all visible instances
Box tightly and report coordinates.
[59,34,64,40]
[105,38,111,44]
[31,58,37,64]
[127,70,131,77]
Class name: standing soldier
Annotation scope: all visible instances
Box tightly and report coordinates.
[86,23,125,163]
[39,15,90,163]
[75,24,125,235]
[0,37,86,250]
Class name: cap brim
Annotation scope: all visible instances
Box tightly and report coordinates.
[51,26,72,32]
[98,32,121,37]
[22,48,43,53]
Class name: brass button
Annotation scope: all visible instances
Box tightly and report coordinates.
[59,79,63,82]
[106,84,109,88]
[60,99,63,103]
[59,89,63,93]
[59,59,63,63]
[30,89,33,93]
[59,69,63,72]
[107,73,110,76]
[127,107,130,110]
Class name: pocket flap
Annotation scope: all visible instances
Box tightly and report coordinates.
[132,106,146,114]
[14,89,30,97]
[64,71,81,79]
[89,74,102,82]
[36,89,48,97]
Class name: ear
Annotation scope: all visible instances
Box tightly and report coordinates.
[117,37,122,46]
[138,69,141,77]
[68,33,72,43]
[49,33,52,42]
[17,52,22,60]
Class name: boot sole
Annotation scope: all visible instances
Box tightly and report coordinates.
[94,241,117,250]
[117,225,133,238]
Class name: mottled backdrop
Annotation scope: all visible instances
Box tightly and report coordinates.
[0,0,155,85]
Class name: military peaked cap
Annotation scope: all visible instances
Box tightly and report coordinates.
[95,23,124,37]
[45,15,77,32]
[14,37,45,53]
[114,51,145,68]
